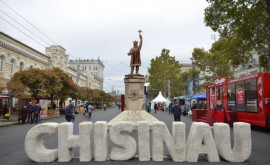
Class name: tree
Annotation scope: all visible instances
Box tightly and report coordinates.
[7,68,46,100]
[43,69,63,104]
[204,0,270,71]
[147,49,185,99]
[54,68,78,109]
[191,42,233,84]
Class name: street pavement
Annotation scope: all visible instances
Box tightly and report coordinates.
[0,107,270,165]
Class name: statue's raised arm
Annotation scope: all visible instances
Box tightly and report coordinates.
[128,30,142,75]
[139,34,143,50]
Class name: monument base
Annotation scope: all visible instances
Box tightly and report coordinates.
[107,110,158,129]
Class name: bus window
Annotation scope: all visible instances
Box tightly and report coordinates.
[245,79,257,112]
[236,81,246,111]
[227,83,236,111]
[218,86,223,105]
[209,87,216,109]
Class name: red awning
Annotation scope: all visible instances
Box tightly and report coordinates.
[0,95,10,99]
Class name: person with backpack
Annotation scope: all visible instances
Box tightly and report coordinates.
[172,102,182,122]
[65,104,74,122]
[87,104,94,119]
[154,103,158,114]
[146,103,151,113]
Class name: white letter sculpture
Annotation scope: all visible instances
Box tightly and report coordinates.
[58,122,93,162]
[214,122,251,162]
[186,122,220,162]
[138,121,151,161]
[109,121,137,160]
[25,123,59,162]
[94,121,108,161]
[152,121,186,162]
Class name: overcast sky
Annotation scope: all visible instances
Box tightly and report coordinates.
[0,0,216,93]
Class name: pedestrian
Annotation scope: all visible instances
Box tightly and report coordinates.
[210,100,230,124]
[2,101,8,118]
[172,102,182,122]
[70,103,75,123]
[84,103,88,117]
[19,105,28,124]
[104,103,107,111]
[31,104,39,124]
[27,102,33,123]
[65,104,73,122]
[191,101,197,110]
[154,103,158,114]
[147,103,151,113]
[87,104,94,119]
[118,102,121,110]
[34,103,42,123]
[168,102,173,114]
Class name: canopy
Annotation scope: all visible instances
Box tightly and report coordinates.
[150,91,170,109]
[198,92,206,100]
[191,93,202,99]
[0,95,10,99]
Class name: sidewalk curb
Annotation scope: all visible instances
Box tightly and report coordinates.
[0,116,62,127]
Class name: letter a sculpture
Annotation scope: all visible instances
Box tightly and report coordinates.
[128,30,142,75]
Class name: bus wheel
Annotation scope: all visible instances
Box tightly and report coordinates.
[267,117,270,128]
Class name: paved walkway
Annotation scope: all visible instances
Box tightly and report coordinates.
[0,107,270,165]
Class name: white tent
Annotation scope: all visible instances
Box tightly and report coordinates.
[150,91,170,110]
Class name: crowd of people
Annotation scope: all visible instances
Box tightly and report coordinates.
[16,101,42,124]
[146,100,230,124]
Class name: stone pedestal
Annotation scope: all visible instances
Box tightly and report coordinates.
[108,75,158,129]
[124,75,145,110]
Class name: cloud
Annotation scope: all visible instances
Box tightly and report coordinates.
[0,0,216,93]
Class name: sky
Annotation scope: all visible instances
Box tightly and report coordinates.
[0,0,216,93]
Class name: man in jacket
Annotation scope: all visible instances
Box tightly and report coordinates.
[172,103,182,121]
[31,103,41,124]
[154,103,158,114]
[210,100,230,124]
[27,102,33,123]
[65,104,73,122]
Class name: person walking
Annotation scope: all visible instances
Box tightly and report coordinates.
[172,103,182,122]
[146,103,151,113]
[84,103,88,118]
[168,102,173,114]
[31,104,39,124]
[210,100,230,124]
[70,103,75,123]
[154,103,158,114]
[19,105,28,124]
[34,103,42,123]
[2,101,8,118]
[87,104,94,119]
[104,103,107,111]
[27,102,33,123]
[65,104,73,122]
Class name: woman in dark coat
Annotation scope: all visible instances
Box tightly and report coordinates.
[19,105,28,124]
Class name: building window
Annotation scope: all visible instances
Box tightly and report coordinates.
[89,66,91,71]
[20,62,24,71]
[10,59,15,74]
[0,56,3,72]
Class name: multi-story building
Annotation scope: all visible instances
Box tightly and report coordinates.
[232,53,261,78]
[180,63,192,73]
[0,32,101,90]
[68,59,104,90]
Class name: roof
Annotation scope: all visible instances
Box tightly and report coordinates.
[151,91,170,103]
[0,31,48,58]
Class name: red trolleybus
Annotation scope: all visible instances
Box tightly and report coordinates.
[192,73,270,127]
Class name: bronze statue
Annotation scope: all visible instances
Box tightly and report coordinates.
[128,30,143,75]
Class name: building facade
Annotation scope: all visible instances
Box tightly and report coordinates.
[0,32,101,90]
[68,59,104,90]
[232,53,261,78]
